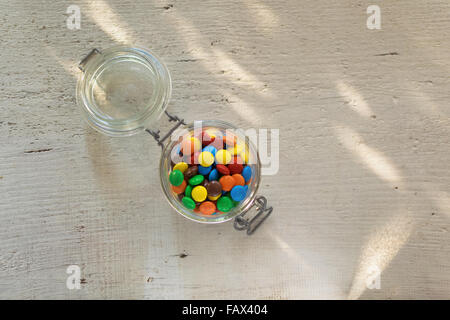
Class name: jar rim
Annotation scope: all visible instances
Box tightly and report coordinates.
[76,46,172,137]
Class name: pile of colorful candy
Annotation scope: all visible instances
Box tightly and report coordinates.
[168,128,253,216]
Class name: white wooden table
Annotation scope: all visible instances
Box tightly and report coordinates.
[1,0,449,299]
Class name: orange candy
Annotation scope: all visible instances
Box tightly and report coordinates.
[171,180,187,194]
[219,175,235,191]
[232,174,245,186]
[199,201,216,215]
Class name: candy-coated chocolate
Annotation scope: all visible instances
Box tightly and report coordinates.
[198,151,215,167]
[181,136,201,155]
[189,151,201,165]
[228,163,243,175]
[242,166,252,182]
[171,180,187,194]
[224,133,237,146]
[182,196,196,210]
[206,180,222,197]
[229,156,243,164]
[199,201,216,215]
[229,143,243,155]
[210,137,225,150]
[216,164,230,175]
[198,165,212,175]
[189,174,204,186]
[215,149,232,165]
[191,186,207,202]
[208,194,221,201]
[231,174,245,186]
[185,184,193,197]
[240,149,250,164]
[169,170,184,186]
[202,145,217,157]
[169,128,255,215]
[217,196,233,212]
[230,185,246,201]
[219,175,235,191]
[173,162,188,173]
[184,165,198,180]
[208,168,219,181]
[204,128,220,140]
[202,132,215,147]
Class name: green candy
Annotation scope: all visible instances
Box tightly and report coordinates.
[169,169,184,186]
[185,185,193,197]
[217,196,233,212]
[182,196,196,210]
[188,174,204,186]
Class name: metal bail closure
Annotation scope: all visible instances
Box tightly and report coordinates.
[78,48,101,72]
[234,195,273,235]
[146,111,186,149]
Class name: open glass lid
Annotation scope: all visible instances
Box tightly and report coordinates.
[76,46,172,136]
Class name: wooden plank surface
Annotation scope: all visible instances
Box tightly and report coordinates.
[0,0,449,299]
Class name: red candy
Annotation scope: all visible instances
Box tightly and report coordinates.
[188,151,201,165]
[216,164,230,175]
[228,163,243,175]
[202,132,215,147]
[230,156,243,164]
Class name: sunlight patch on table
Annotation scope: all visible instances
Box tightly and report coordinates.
[336,80,374,118]
[347,213,414,299]
[167,12,271,96]
[335,126,402,185]
[84,0,135,44]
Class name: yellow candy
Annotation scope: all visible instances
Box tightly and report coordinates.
[208,194,221,201]
[229,143,243,156]
[191,186,207,202]
[215,149,232,165]
[240,145,251,164]
[198,151,215,167]
[173,162,188,173]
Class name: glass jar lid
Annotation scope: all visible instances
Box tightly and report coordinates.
[76,46,171,136]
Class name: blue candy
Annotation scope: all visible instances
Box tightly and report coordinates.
[198,165,212,175]
[208,168,219,181]
[242,166,252,182]
[202,145,217,157]
[230,186,246,201]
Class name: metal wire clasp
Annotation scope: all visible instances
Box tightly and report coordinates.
[146,111,186,149]
[234,196,273,235]
[78,48,101,72]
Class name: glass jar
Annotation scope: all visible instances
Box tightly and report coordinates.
[77,46,272,234]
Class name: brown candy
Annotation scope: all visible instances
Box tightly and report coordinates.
[206,180,222,197]
[184,165,198,180]
[202,179,209,188]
